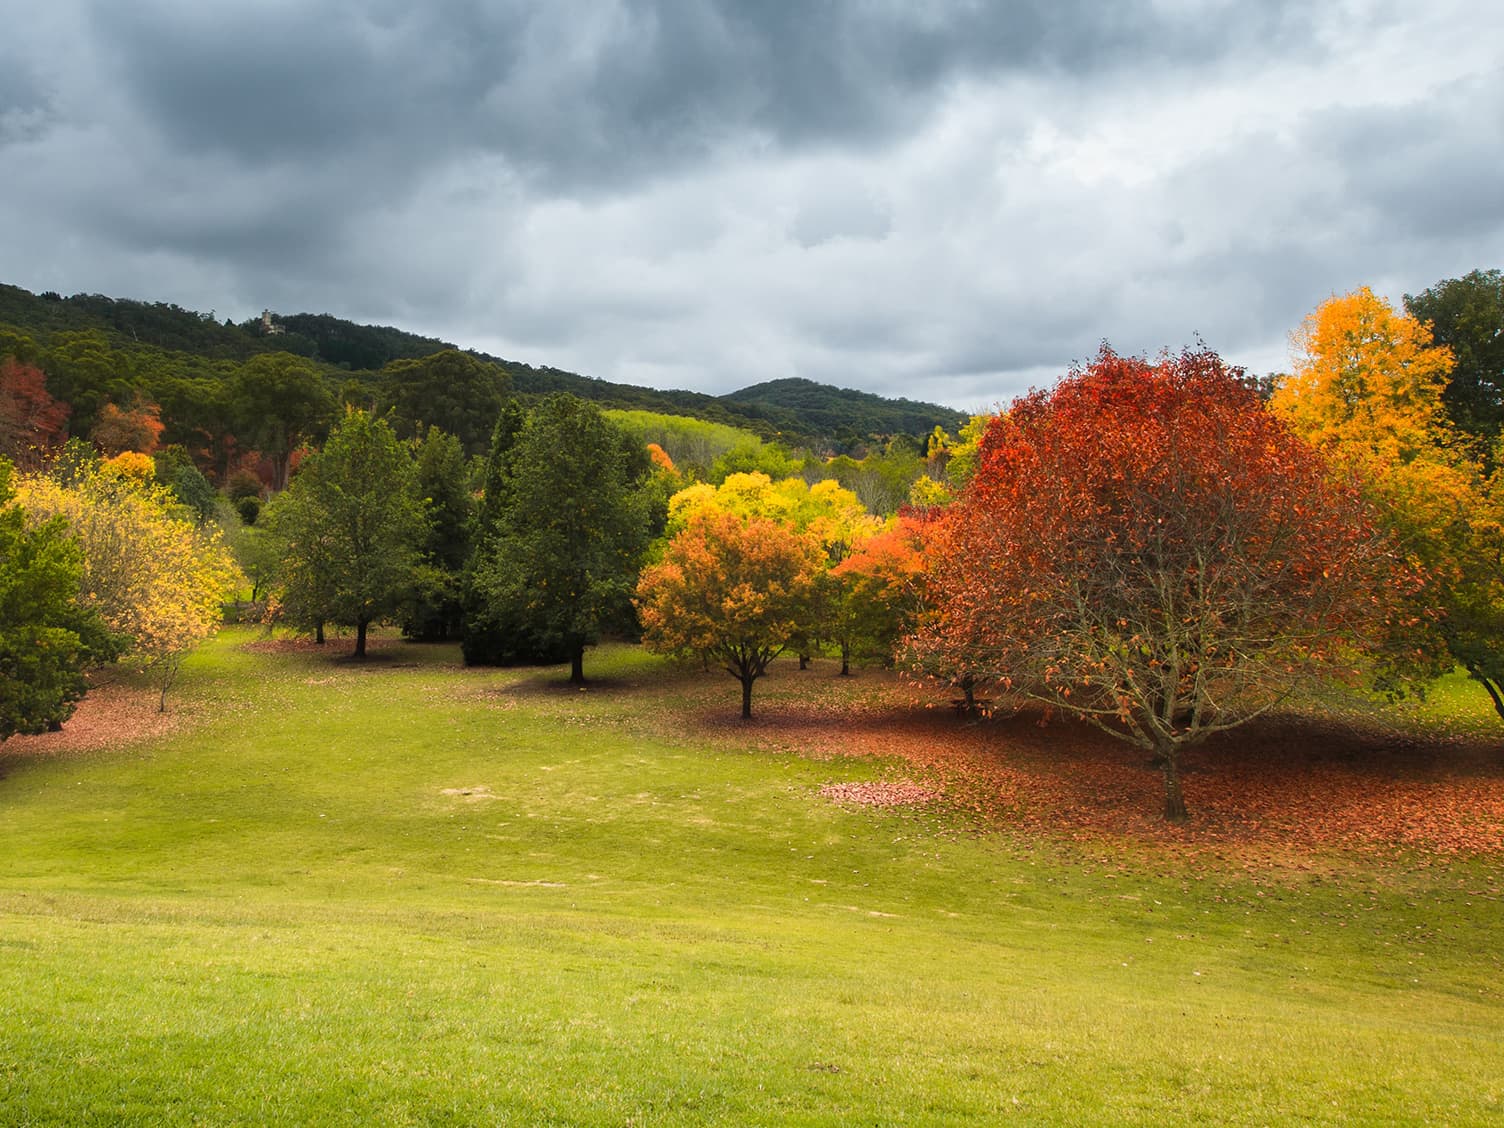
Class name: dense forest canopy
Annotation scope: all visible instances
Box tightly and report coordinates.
[0,282,964,456]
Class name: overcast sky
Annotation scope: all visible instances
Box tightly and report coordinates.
[2,1,1500,411]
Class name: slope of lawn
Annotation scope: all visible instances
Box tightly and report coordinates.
[0,629,1501,1125]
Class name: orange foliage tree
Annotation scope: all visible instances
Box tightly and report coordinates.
[90,395,166,456]
[911,346,1406,821]
[636,509,823,718]
[829,517,927,674]
[646,442,677,475]
[666,472,881,668]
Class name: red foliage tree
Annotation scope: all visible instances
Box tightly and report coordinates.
[0,358,69,468]
[910,346,1409,821]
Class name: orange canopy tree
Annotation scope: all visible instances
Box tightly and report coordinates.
[829,516,927,674]
[636,509,823,719]
[911,346,1405,821]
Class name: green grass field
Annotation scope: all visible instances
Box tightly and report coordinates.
[1,630,1501,1125]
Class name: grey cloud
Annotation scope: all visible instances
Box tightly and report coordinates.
[0,56,46,116]
[1312,80,1504,244]
[82,0,1317,190]
[0,42,57,144]
[0,0,1493,419]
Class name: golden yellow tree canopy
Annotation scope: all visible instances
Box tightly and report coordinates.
[1272,286,1455,468]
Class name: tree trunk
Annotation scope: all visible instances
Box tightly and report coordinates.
[570,645,585,685]
[741,673,754,719]
[798,652,809,670]
[1160,745,1189,822]
[157,657,180,713]
[840,641,851,677]
[354,618,368,659]
[315,622,325,645]
[1467,664,1504,723]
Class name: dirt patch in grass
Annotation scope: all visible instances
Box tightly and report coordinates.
[820,780,942,808]
[440,786,501,802]
[3,679,183,759]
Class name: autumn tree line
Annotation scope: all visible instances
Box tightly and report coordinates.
[2,269,1502,822]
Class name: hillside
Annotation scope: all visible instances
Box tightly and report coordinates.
[0,282,965,452]
[723,377,966,446]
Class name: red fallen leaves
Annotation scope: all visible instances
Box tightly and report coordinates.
[3,679,182,756]
[710,686,1504,858]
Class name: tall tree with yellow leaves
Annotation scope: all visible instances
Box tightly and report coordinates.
[1272,287,1504,718]
[1273,286,1455,465]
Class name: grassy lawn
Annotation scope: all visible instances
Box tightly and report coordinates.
[1,629,1501,1125]
[1405,669,1504,734]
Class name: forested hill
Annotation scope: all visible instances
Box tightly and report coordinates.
[0,282,965,450]
[722,378,966,448]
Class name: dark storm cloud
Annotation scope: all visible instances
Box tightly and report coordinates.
[85,0,1313,190]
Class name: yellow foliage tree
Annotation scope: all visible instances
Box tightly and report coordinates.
[667,473,879,559]
[102,450,156,481]
[1273,287,1504,716]
[1272,286,1455,469]
[664,472,883,670]
[16,461,243,709]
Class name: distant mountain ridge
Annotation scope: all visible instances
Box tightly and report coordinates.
[0,283,966,451]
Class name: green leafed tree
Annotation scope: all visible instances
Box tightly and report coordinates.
[1405,269,1504,462]
[43,330,135,440]
[269,409,425,658]
[380,350,511,458]
[231,352,336,491]
[0,458,113,740]
[401,426,474,642]
[463,395,654,681]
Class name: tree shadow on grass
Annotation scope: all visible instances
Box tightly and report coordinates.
[241,636,431,670]
[495,667,704,697]
[679,692,1504,857]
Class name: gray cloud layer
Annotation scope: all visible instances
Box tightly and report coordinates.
[2,0,1499,410]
